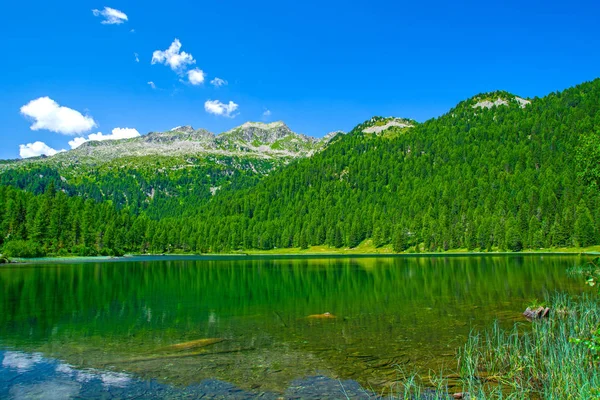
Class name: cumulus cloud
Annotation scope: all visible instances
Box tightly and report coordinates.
[210,77,227,87]
[68,127,141,149]
[134,52,139,62]
[151,39,195,73]
[92,7,128,24]
[204,100,239,118]
[19,142,65,159]
[147,81,156,89]
[20,97,96,135]
[187,68,205,85]
[263,109,272,117]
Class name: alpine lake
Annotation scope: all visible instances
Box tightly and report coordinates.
[0,255,588,398]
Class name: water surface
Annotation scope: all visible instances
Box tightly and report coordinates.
[0,255,586,395]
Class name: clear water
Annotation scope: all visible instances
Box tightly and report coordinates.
[0,255,586,396]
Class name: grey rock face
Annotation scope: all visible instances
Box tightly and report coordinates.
[3,121,340,168]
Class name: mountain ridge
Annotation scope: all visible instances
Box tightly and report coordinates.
[7,120,342,166]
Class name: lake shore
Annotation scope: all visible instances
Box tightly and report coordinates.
[3,245,599,264]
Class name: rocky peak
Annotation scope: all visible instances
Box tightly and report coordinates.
[321,130,345,144]
[144,126,215,144]
[220,121,299,144]
[169,125,195,134]
[469,92,531,110]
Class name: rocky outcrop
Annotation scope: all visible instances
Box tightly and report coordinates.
[6,121,336,166]
[362,119,414,134]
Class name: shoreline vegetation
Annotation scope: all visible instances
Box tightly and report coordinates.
[396,294,600,399]
[1,243,599,264]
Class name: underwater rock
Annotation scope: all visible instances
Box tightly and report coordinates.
[161,338,225,351]
[307,312,336,319]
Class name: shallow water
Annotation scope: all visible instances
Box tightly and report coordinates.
[0,255,587,396]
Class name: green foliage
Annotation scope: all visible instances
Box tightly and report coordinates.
[567,257,600,366]
[570,327,600,364]
[459,294,600,399]
[2,240,44,258]
[187,79,600,252]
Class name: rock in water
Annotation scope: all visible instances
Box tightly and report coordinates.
[523,307,550,321]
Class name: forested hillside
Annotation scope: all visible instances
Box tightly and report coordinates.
[0,122,336,218]
[192,83,600,252]
[1,79,600,257]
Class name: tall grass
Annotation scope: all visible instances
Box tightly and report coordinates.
[457,293,600,399]
[383,294,600,399]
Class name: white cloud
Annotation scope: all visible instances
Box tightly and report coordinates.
[69,127,141,149]
[210,77,227,87]
[92,7,128,24]
[20,97,96,135]
[187,68,205,85]
[204,100,239,118]
[67,137,88,149]
[19,142,65,158]
[134,52,139,62]
[263,109,272,117]
[147,81,156,89]
[151,39,195,73]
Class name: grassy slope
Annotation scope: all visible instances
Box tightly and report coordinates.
[240,240,600,255]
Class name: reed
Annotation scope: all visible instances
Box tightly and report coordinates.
[388,293,600,399]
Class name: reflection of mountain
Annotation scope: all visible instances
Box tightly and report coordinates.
[0,256,580,391]
[0,350,373,399]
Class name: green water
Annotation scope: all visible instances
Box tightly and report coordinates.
[0,255,586,393]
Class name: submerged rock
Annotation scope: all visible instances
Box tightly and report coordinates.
[160,338,225,351]
[307,312,336,319]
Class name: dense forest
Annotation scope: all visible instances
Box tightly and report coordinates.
[1,79,600,257]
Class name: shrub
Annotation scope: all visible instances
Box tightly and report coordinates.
[2,240,45,258]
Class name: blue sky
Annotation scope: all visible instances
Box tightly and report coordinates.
[1,0,599,159]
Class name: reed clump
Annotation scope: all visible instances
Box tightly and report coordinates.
[457,293,600,399]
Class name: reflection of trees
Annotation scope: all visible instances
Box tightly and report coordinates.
[0,256,578,341]
[0,256,581,390]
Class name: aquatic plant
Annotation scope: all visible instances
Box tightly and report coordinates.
[456,293,600,399]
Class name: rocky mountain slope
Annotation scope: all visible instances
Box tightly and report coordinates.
[0,121,344,217]
[6,121,337,168]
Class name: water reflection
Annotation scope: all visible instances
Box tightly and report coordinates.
[0,350,374,399]
[0,255,585,392]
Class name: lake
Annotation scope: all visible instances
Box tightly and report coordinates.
[0,255,587,398]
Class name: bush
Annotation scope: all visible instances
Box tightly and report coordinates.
[2,240,45,258]
[71,245,98,257]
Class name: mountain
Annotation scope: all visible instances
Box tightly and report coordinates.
[1,79,600,257]
[179,81,600,252]
[7,121,334,166]
[0,121,342,217]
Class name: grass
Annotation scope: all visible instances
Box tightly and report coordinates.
[384,293,600,399]
[240,241,600,256]
[458,293,600,399]
[242,240,396,255]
